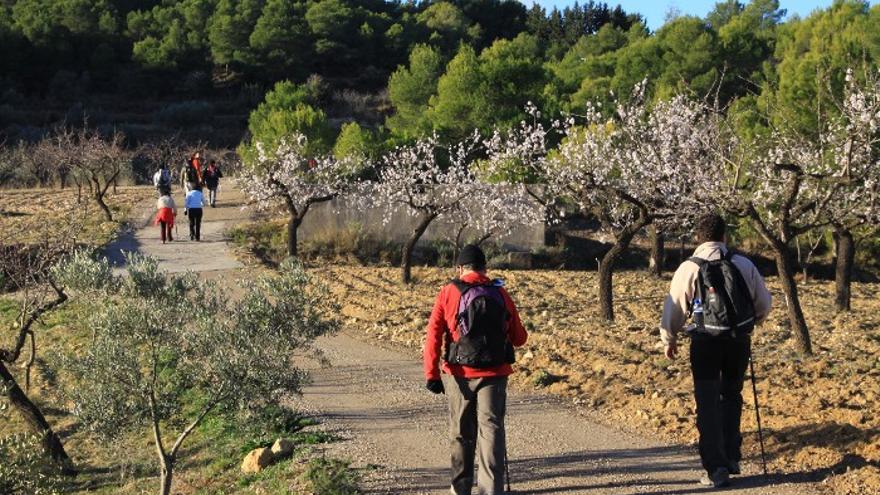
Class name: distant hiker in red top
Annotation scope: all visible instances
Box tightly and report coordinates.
[191,152,203,182]
[424,244,528,495]
[155,190,177,244]
[182,153,203,193]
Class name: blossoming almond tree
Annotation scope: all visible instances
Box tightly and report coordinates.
[699,116,833,355]
[819,69,880,312]
[371,133,482,284]
[693,70,880,354]
[449,182,546,250]
[486,89,716,321]
[238,134,361,257]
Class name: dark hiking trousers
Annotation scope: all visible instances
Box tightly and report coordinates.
[442,374,507,495]
[188,208,203,240]
[159,221,172,242]
[690,334,751,475]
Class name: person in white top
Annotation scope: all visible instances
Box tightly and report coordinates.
[154,192,177,243]
[153,164,171,196]
[660,213,772,488]
[184,187,205,241]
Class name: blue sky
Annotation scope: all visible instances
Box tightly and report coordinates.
[529,0,840,31]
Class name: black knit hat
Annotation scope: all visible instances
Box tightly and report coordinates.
[456,244,486,269]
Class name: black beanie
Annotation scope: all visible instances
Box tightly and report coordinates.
[457,244,486,268]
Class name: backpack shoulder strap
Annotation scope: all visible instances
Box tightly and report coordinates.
[687,256,708,267]
[721,250,756,315]
[450,279,471,294]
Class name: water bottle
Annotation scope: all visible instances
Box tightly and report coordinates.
[692,297,704,331]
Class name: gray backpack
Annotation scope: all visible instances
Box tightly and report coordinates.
[689,251,756,337]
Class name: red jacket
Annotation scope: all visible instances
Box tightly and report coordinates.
[423,272,528,380]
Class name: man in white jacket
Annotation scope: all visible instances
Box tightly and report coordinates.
[660,213,772,488]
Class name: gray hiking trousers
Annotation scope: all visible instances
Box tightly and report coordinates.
[442,374,508,495]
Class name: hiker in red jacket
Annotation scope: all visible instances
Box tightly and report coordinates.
[424,244,528,495]
[154,188,176,244]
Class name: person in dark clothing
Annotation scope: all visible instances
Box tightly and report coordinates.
[660,213,772,488]
[184,186,205,241]
[203,160,223,207]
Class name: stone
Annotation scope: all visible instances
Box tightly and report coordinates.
[271,438,295,458]
[241,447,274,473]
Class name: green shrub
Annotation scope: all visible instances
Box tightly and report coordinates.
[532,369,559,388]
[0,433,62,494]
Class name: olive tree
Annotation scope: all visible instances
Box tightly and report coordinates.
[53,252,338,495]
[0,433,63,494]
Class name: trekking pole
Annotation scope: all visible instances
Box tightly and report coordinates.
[505,440,511,493]
[749,353,769,478]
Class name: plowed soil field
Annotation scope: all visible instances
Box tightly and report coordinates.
[0,186,156,245]
[311,265,880,495]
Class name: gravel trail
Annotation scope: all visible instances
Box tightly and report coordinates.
[103,185,248,275]
[294,331,819,495]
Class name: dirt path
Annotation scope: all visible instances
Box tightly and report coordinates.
[294,332,818,495]
[108,186,820,495]
[103,185,248,274]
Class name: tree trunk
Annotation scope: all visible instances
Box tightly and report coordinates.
[834,227,855,313]
[95,192,113,222]
[772,245,813,355]
[158,455,173,495]
[598,240,627,321]
[287,214,302,258]
[0,361,75,475]
[649,226,664,277]
[401,212,438,284]
[679,236,686,265]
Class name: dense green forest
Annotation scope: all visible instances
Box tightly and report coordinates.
[1,0,879,147]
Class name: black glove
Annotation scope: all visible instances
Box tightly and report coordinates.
[426,379,445,394]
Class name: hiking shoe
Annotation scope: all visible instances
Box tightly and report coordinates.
[699,467,730,488]
[728,461,741,475]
